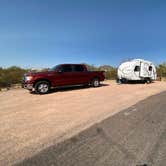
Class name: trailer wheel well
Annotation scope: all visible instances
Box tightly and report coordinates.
[144,77,152,84]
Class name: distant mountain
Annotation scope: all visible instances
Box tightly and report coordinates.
[98,65,115,71]
[84,64,116,71]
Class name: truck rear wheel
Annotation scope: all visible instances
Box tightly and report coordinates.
[35,81,50,94]
[91,78,100,87]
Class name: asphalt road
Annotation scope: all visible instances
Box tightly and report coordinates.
[17,91,166,166]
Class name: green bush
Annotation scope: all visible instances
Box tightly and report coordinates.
[0,66,28,88]
[157,62,166,78]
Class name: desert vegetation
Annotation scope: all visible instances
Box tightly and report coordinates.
[156,62,166,80]
[0,63,166,89]
[0,66,29,88]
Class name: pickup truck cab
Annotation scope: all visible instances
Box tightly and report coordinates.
[23,64,105,94]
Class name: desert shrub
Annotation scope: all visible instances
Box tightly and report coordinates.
[156,62,166,79]
[85,64,117,80]
[0,66,28,88]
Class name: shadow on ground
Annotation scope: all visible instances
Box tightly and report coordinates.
[118,80,156,84]
[31,83,110,94]
[54,83,109,92]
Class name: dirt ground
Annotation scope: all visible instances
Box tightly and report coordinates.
[0,81,166,165]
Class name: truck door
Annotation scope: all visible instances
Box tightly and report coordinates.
[71,65,89,84]
[55,65,74,86]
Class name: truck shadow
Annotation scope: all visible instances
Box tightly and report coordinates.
[30,83,109,95]
[49,83,110,93]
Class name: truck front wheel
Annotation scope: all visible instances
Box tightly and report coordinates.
[91,78,100,87]
[34,81,50,94]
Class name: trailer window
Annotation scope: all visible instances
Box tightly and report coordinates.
[149,66,152,71]
[134,66,140,72]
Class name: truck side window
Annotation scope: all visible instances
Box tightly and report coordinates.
[61,65,72,72]
[134,66,140,72]
[73,65,84,72]
[149,66,152,71]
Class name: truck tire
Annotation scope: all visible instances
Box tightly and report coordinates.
[34,81,50,94]
[91,78,100,87]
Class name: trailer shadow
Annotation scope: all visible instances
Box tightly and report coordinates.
[118,80,156,84]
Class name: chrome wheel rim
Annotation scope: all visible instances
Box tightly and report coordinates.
[94,80,99,87]
[38,83,49,93]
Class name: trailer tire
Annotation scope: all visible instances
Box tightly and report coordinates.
[121,78,127,84]
[117,79,122,84]
[145,78,152,84]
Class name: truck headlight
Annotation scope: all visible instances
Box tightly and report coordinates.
[25,76,33,81]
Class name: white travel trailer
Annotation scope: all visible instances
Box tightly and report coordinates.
[118,59,157,83]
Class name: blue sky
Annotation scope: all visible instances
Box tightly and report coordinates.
[0,0,166,68]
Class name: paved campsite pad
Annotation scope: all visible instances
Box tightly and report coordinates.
[0,81,166,165]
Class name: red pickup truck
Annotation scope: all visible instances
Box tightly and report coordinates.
[23,64,105,94]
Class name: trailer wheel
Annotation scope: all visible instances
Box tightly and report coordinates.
[121,78,127,84]
[117,79,122,84]
[91,78,100,87]
[145,78,152,84]
[34,81,50,94]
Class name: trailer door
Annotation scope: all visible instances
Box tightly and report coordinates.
[149,65,157,79]
[140,62,150,78]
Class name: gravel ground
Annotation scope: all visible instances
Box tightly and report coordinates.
[0,81,166,165]
[17,91,166,166]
